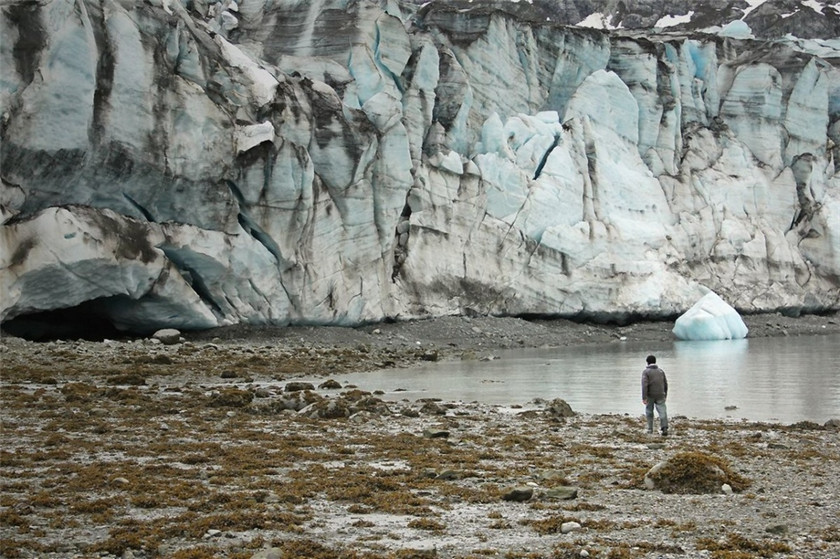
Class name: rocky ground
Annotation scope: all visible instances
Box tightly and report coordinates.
[1,313,839,559]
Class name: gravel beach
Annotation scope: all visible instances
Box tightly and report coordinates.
[1,313,839,559]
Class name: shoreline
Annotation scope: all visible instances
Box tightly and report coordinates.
[4,311,837,387]
[183,310,840,362]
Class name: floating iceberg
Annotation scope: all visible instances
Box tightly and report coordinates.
[672,292,749,341]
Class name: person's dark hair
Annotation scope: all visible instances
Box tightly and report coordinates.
[646,355,656,364]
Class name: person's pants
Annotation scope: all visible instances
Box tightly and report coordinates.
[646,398,668,433]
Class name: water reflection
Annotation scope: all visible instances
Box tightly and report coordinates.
[671,339,751,419]
[321,334,839,423]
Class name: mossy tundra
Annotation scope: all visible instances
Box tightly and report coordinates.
[2,321,839,558]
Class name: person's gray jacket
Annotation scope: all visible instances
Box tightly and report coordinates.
[642,364,668,401]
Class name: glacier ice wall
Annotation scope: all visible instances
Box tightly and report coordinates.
[1,0,839,333]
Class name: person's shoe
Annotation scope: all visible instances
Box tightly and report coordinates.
[661,430,669,437]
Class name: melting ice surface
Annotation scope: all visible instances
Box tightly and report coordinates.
[322,335,840,424]
[672,291,749,341]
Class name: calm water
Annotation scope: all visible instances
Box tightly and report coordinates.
[322,334,840,423]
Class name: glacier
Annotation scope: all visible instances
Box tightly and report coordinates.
[1,0,839,336]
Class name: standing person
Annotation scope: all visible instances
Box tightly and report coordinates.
[642,355,668,436]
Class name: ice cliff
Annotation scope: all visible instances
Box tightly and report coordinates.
[1,0,839,336]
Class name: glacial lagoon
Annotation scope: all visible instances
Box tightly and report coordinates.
[320,334,840,424]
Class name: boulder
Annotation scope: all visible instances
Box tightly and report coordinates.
[153,329,182,345]
[546,398,576,419]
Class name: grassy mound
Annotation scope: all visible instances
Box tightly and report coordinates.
[645,451,751,494]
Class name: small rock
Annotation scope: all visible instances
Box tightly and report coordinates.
[824,418,840,430]
[560,521,581,533]
[437,469,459,480]
[349,411,375,423]
[423,428,450,439]
[284,382,315,392]
[146,354,173,365]
[204,529,222,538]
[299,398,350,419]
[580,550,590,558]
[250,548,283,559]
[765,524,788,535]
[420,350,439,361]
[543,485,579,500]
[153,328,182,345]
[107,373,147,385]
[207,388,254,408]
[319,379,342,389]
[420,402,446,415]
[112,477,130,486]
[721,483,733,495]
[501,486,533,502]
[537,470,566,483]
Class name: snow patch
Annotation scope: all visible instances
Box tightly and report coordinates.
[655,11,694,28]
[576,13,620,30]
[742,0,768,18]
[802,0,825,14]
